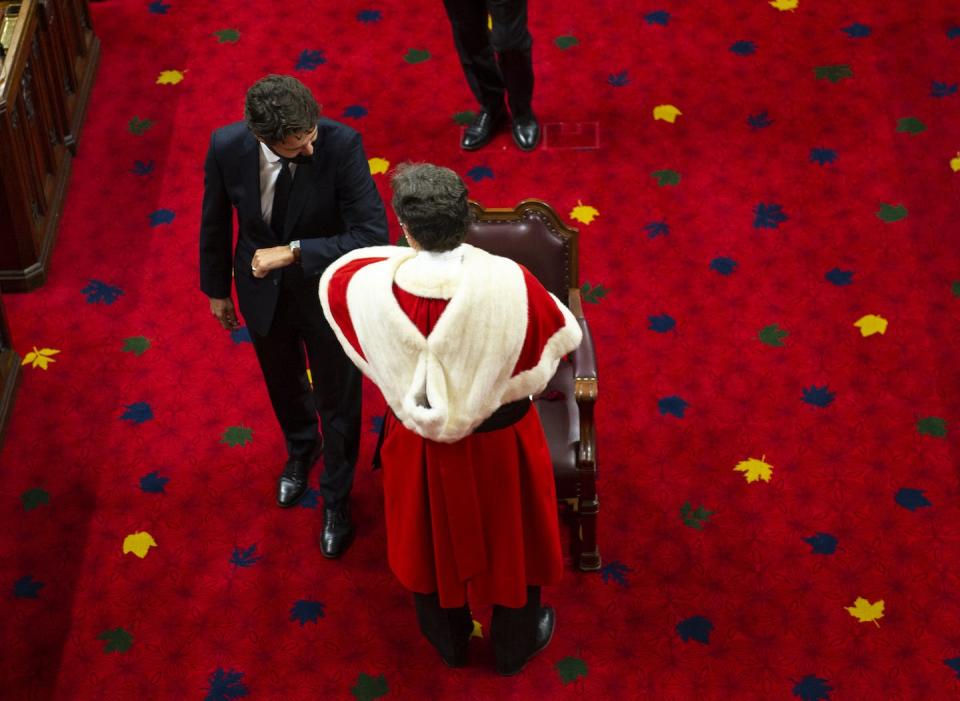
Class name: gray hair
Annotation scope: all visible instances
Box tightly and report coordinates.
[390,163,469,251]
[244,75,320,144]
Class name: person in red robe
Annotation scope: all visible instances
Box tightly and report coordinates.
[319,163,581,674]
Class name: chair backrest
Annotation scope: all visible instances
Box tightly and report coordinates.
[464,200,579,301]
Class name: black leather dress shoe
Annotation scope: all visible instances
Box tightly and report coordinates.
[461,109,504,150]
[496,606,555,676]
[320,502,355,559]
[276,442,322,508]
[511,114,540,151]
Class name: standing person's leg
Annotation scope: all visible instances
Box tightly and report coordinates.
[490,586,555,675]
[443,0,508,149]
[413,592,474,667]
[488,0,539,150]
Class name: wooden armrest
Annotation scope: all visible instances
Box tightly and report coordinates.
[568,288,598,402]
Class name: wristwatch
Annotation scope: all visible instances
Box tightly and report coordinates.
[289,239,301,262]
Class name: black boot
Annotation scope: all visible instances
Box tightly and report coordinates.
[491,587,555,675]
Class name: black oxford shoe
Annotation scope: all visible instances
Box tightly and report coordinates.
[461,109,504,150]
[320,502,355,559]
[511,114,540,151]
[496,606,555,676]
[276,442,322,508]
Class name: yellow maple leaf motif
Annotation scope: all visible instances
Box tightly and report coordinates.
[770,0,798,10]
[854,314,888,337]
[123,531,158,558]
[22,346,60,370]
[570,200,599,225]
[156,69,186,85]
[950,153,960,173]
[471,620,483,638]
[487,13,492,31]
[653,104,683,123]
[368,157,390,175]
[734,455,773,483]
[846,597,884,626]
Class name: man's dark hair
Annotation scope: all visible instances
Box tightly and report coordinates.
[390,163,470,252]
[244,75,320,143]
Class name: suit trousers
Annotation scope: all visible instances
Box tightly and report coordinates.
[442,0,534,118]
[249,265,362,508]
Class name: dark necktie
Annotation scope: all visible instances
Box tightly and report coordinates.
[270,159,292,239]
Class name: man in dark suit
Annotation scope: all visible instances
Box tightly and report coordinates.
[199,74,388,558]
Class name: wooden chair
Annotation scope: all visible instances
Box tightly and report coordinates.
[464,200,601,571]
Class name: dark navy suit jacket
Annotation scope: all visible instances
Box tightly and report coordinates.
[199,118,389,336]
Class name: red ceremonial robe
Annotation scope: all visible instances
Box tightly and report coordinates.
[320,245,581,608]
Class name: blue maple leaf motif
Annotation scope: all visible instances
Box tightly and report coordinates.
[648,314,676,333]
[205,668,249,701]
[754,202,788,229]
[948,27,960,40]
[710,257,737,275]
[676,615,712,644]
[945,658,960,679]
[643,221,669,238]
[230,544,261,568]
[148,1,170,14]
[370,415,384,434]
[747,111,773,130]
[658,396,688,418]
[121,402,154,424]
[842,23,871,38]
[296,50,326,71]
[342,105,368,119]
[803,533,838,555]
[644,10,670,25]
[298,488,321,509]
[825,267,853,286]
[13,575,44,599]
[357,9,382,23]
[793,675,834,701]
[131,160,155,176]
[230,326,252,344]
[149,209,175,226]
[895,488,932,511]
[931,81,958,98]
[802,385,835,407]
[466,165,494,182]
[729,40,756,56]
[608,70,630,87]
[599,560,630,587]
[810,148,837,165]
[139,470,170,494]
[82,279,123,305]
[290,599,325,625]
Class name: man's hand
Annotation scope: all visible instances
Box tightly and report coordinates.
[209,297,241,330]
[251,246,295,278]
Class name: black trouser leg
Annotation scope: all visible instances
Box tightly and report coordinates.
[443,0,506,114]
[488,0,534,117]
[490,586,540,671]
[413,592,473,665]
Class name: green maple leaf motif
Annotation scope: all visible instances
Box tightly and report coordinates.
[581,282,608,304]
[404,48,430,64]
[21,487,50,511]
[554,35,579,50]
[651,169,681,186]
[221,426,253,447]
[952,281,960,298]
[351,672,388,701]
[122,336,151,356]
[814,64,853,83]
[98,627,133,653]
[877,203,908,222]
[758,324,788,347]
[128,117,153,135]
[680,502,714,530]
[917,416,947,438]
[896,117,926,134]
[556,656,588,684]
[395,232,409,247]
[452,110,476,126]
[214,28,240,43]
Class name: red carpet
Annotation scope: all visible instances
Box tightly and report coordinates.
[3,0,960,698]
